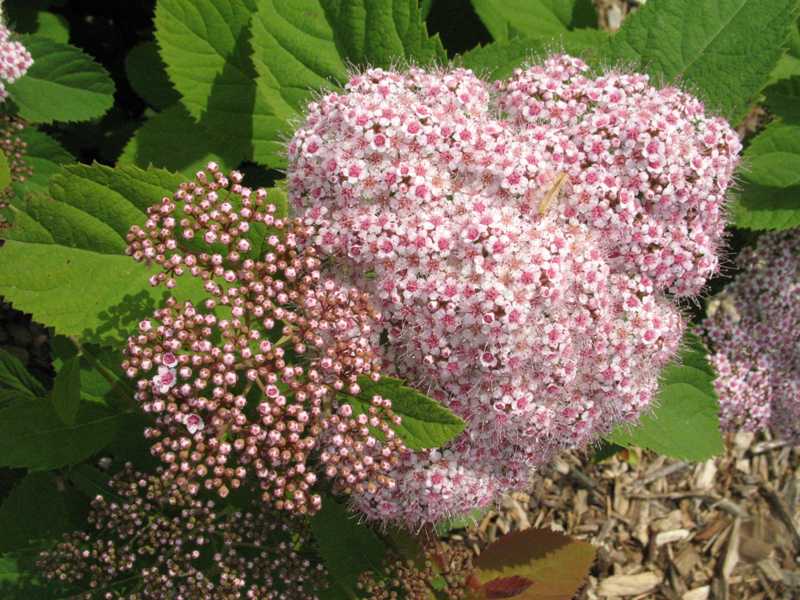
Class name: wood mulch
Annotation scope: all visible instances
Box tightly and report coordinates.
[456,433,800,599]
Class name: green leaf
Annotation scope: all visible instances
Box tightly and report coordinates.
[248,0,350,167]
[319,0,446,67]
[459,29,608,80]
[470,0,597,42]
[765,75,800,123]
[7,35,115,124]
[6,192,126,254]
[0,149,11,191]
[0,240,204,345]
[0,472,83,554]
[0,399,123,470]
[310,495,385,596]
[11,128,73,197]
[119,104,241,176]
[0,349,45,399]
[730,182,800,230]
[606,0,800,123]
[156,0,310,166]
[743,122,800,187]
[731,123,800,230]
[4,162,185,253]
[607,335,724,461]
[51,356,81,425]
[474,527,596,600]
[342,375,465,450]
[125,42,180,109]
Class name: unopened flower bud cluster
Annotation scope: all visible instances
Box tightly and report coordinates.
[287,55,740,524]
[124,163,405,514]
[700,230,800,443]
[37,465,324,599]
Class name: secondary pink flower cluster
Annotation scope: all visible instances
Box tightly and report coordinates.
[0,23,32,101]
[287,56,740,525]
[124,164,405,515]
[700,230,800,443]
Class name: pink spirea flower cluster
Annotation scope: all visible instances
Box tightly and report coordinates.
[700,230,800,443]
[287,55,741,525]
[0,24,32,101]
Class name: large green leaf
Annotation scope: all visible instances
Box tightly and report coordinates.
[459,29,608,80]
[341,376,465,450]
[310,495,385,597]
[764,75,800,123]
[4,163,184,253]
[607,335,724,461]
[250,0,346,107]
[470,0,596,42]
[731,123,800,230]
[0,149,10,191]
[0,399,124,470]
[743,122,800,187]
[125,41,181,110]
[730,182,800,230]
[156,0,323,167]
[0,472,83,554]
[118,104,241,176]
[606,0,800,123]
[0,241,204,345]
[7,35,115,124]
[319,0,446,67]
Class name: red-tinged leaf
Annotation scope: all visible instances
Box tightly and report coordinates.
[484,575,535,598]
[474,528,596,600]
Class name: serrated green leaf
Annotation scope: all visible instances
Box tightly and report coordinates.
[0,472,83,554]
[320,0,446,67]
[118,104,240,176]
[0,240,204,345]
[470,0,596,43]
[7,35,114,124]
[607,338,723,461]
[606,0,799,123]
[0,349,45,399]
[730,182,800,231]
[341,375,465,450]
[156,0,299,167]
[11,128,73,197]
[125,42,180,110]
[0,399,122,470]
[765,76,800,123]
[5,162,185,253]
[743,122,800,187]
[7,192,126,254]
[459,29,608,80]
[311,495,385,596]
[474,527,596,600]
[51,356,81,425]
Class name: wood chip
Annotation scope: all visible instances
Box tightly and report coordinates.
[682,586,710,600]
[655,528,691,546]
[597,572,661,596]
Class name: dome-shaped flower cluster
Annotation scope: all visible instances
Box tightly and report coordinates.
[124,164,406,515]
[0,23,32,101]
[287,56,740,525]
[37,465,325,600]
[0,114,31,215]
[700,230,800,443]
